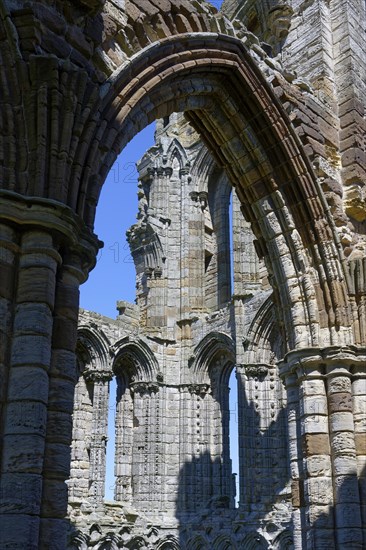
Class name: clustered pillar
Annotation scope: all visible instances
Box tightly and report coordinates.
[280,348,365,550]
[0,192,98,549]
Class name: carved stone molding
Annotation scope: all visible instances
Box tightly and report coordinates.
[180,383,210,396]
[130,381,159,396]
[244,364,269,379]
[83,369,113,383]
[279,345,366,381]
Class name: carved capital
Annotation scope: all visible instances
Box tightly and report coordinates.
[244,364,269,379]
[198,191,208,210]
[83,369,112,383]
[279,346,366,382]
[0,190,101,282]
[130,381,159,396]
[144,266,154,278]
[180,383,210,396]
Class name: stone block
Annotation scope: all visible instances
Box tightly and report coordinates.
[302,415,329,434]
[17,267,56,307]
[0,261,15,300]
[45,411,73,444]
[2,434,45,473]
[334,475,361,503]
[331,431,356,456]
[11,334,51,368]
[307,504,334,528]
[301,395,328,416]
[335,502,362,528]
[48,378,75,414]
[4,401,47,436]
[52,317,78,351]
[335,527,363,547]
[330,412,354,433]
[302,433,331,455]
[13,302,53,337]
[352,379,366,395]
[327,376,352,395]
[328,392,353,413]
[43,443,72,478]
[352,395,366,415]
[0,514,40,549]
[41,479,68,517]
[306,455,332,478]
[355,433,366,455]
[39,518,68,550]
[304,477,333,505]
[8,366,49,402]
[49,349,78,381]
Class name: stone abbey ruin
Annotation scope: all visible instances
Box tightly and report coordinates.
[0,0,366,548]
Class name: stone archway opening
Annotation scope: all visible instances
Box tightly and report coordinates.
[77,32,347,354]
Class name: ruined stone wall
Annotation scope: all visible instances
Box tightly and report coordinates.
[67,116,290,548]
[0,0,365,548]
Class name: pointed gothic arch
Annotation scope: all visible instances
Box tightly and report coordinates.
[74,33,350,351]
[190,331,236,384]
[112,336,159,382]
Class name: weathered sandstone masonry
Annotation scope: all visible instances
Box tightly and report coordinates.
[0,0,365,548]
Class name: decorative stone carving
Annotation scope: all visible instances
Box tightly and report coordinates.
[130,381,159,396]
[244,364,269,379]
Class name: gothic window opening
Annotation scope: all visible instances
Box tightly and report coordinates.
[229,368,239,507]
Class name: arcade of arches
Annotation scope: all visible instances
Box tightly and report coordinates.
[0,0,365,548]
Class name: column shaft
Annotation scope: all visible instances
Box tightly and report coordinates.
[0,230,59,549]
[327,372,362,548]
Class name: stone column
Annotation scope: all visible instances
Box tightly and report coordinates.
[178,384,195,514]
[68,372,94,502]
[84,370,112,506]
[115,378,133,503]
[238,363,289,521]
[130,381,159,514]
[187,191,205,312]
[284,372,303,550]
[39,256,88,547]
[280,347,365,549]
[324,351,362,548]
[0,228,60,549]
[0,191,99,549]
[351,362,366,544]
[280,351,334,549]
[0,224,18,417]
[187,384,212,511]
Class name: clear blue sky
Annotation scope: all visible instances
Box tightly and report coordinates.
[80,123,156,317]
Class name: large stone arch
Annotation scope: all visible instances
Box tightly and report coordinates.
[189,331,235,385]
[86,33,350,352]
[0,4,351,347]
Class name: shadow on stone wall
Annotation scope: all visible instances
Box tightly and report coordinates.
[65,382,366,549]
[308,463,366,550]
[175,378,294,549]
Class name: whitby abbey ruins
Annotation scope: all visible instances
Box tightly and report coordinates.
[0,0,366,548]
